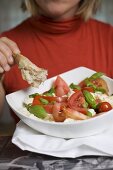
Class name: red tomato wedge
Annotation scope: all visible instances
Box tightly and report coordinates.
[63,108,88,120]
[54,76,70,97]
[32,96,42,105]
[67,90,87,114]
[43,104,53,114]
[78,80,86,88]
[52,103,66,122]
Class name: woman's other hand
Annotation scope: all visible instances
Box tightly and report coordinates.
[0,37,20,74]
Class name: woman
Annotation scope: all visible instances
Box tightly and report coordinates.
[0,0,113,122]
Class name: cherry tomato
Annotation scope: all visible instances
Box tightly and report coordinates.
[67,90,87,114]
[98,102,112,113]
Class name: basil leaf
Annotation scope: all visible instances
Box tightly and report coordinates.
[89,72,104,81]
[29,105,47,119]
[69,83,81,90]
[29,93,40,98]
[39,98,49,105]
[83,90,97,109]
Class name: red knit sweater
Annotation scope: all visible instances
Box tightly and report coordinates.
[1,16,113,94]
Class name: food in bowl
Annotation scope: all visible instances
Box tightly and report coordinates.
[22,72,113,123]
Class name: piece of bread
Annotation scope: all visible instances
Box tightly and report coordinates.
[13,53,48,87]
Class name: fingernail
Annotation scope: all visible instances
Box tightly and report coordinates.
[4,64,10,71]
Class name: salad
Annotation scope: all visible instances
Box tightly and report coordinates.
[23,72,113,122]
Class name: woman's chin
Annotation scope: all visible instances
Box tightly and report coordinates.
[42,10,74,20]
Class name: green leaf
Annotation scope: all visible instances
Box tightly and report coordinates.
[83,90,97,109]
[69,83,81,90]
[87,111,92,117]
[89,72,104,81]
[82,101,88,108]
[23,103,32,110]
[43,87,55,96]
[84,78,96,89]
[29,105,47,119]
[29,93,40,98]
[39,98,49,105]
[95,87,106,93]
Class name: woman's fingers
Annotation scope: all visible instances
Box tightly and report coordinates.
[0,40,13,65]
[0,37,20,54]
[0,51,10,72]
[0,37,20,74]
[0,66,4,73]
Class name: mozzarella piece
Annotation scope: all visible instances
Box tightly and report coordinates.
[91,92,113,107]
[88,109,96,116]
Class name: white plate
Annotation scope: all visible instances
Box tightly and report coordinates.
[6,67,113,138]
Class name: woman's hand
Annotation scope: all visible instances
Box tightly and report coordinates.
[0,37,20,74]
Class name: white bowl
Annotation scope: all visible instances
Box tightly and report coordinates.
[6,67,113,138]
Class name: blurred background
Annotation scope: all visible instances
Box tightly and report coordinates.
[0,0,113,134]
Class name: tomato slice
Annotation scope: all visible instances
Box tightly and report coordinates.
[73,89,80,93]
[98,102,112,113]
[63,108,88,120]
[32,96,42,105]
[82,87,94,93]
[91,78,109,93]
[43,104,53,114]
[54,76,70,97]
[32,95,68,106]
[52,103,66,122]
[67,90,87,114]
[78,80,86,88]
